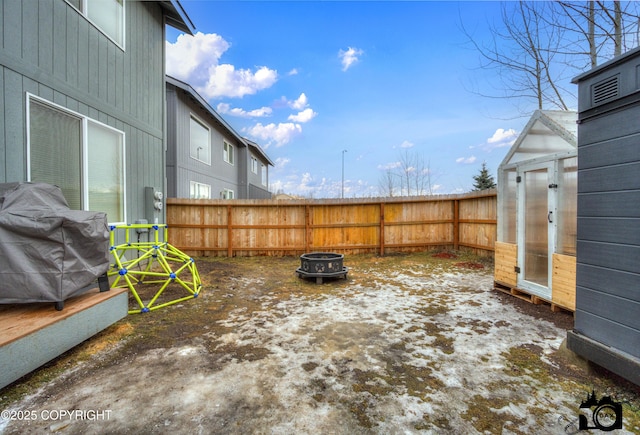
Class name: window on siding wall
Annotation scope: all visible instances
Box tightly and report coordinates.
[251,156,258,174]
[261,164,267,186]
[86,121,125,221]
[222,188,234,199]
[190,116,211,164]
[223,141,234,165]
[190,181,211,199]
[28,96,126,224]
[67,0,125,48]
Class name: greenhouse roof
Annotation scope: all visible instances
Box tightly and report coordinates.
[500,110,577,167]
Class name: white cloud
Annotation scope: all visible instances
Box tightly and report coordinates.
[244,122,302,148]
[339,47,364,71]
[456,156,477,164]
[288,108,317,123]
[289,93,309,110]
[269,167,376,198]
[217,103,272,118]
[274,157,290,170]
[378,161,402,171]
[399,140,414,149]
[287,68,299,76]
[483,128,518,151]
[166,32,229,81]
[166,32,278,99]
[202,64,278,99]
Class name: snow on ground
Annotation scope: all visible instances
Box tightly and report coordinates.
[1,261,635,434]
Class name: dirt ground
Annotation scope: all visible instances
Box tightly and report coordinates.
[1,251,639,434]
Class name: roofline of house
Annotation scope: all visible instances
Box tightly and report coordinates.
[160,1,196,35]
[166,75,273,166]
[244,138,275,166]
[166,75,246,146]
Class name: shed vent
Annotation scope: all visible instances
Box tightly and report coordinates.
[592,75,619,106]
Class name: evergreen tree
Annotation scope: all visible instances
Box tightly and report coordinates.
[472,162,496,191]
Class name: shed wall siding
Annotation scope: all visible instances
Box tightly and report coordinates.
[0,0,166,223]
[575,70,640,361]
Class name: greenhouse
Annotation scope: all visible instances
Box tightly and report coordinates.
[494,110,578,311]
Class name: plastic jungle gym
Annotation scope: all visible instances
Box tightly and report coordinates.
[108,223,201,314]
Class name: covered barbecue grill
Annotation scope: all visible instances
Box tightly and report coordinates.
[0,182,110,310]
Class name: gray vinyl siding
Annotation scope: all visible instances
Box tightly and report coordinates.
[166,84,244,199]
[249,184,272,199]
[247,152,272,199]
[166,86,178,197]
[573,48,640,361]
[0,0,166,223]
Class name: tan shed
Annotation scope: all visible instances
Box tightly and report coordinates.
[495,110,577,311]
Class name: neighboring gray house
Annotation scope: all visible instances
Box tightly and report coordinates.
[568,47,640,386]
[165,76,273,200]
[0,0,194,225]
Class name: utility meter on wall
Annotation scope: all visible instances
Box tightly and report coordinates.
[153,190,163,211]
[145,187,164,223]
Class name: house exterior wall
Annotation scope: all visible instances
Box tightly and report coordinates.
[166,81,272,200]
[247,150,271,199]
[0,0,167,223]
[569,47,640,386]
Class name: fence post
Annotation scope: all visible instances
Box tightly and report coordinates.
[453,199,459,250]
[379,202,385,256]
[227,204,233,257]
[305,204,311,253]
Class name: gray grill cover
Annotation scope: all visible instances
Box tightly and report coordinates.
[0,182,110,305]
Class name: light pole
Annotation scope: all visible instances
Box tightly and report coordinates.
[341,149,347,199]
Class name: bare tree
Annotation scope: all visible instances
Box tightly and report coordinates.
[378,150,437,197]
[462,1,569,113]
[379,168,397,197]
[462,1,640,114]
[554,1,639,64]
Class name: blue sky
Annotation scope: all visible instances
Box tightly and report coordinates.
[166,1,576,198]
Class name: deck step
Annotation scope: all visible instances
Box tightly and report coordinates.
[0,288,128,389]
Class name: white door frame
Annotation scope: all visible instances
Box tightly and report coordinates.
[516,160,557,299]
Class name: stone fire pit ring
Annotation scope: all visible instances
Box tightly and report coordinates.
[296,252,348,284]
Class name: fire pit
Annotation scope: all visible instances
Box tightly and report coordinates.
[296,252,348,284]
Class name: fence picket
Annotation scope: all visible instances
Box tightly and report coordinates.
[166,190,496,257]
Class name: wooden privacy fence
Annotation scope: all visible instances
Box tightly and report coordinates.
[166,190,497,257]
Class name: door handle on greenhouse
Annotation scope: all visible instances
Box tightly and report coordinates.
[548,211,553,223]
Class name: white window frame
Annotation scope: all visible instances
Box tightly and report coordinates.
[261,164,267,187]
[26,93,127,225]
[66,0,126,50]
[189,181,211,199]
[221,188,234,199]
[189,115,211,165]
[251,156,258,174]
[223,140,234,165]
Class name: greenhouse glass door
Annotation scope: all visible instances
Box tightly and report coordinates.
[518,161,556,300]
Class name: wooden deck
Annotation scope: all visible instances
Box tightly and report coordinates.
[0,287,128,389]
